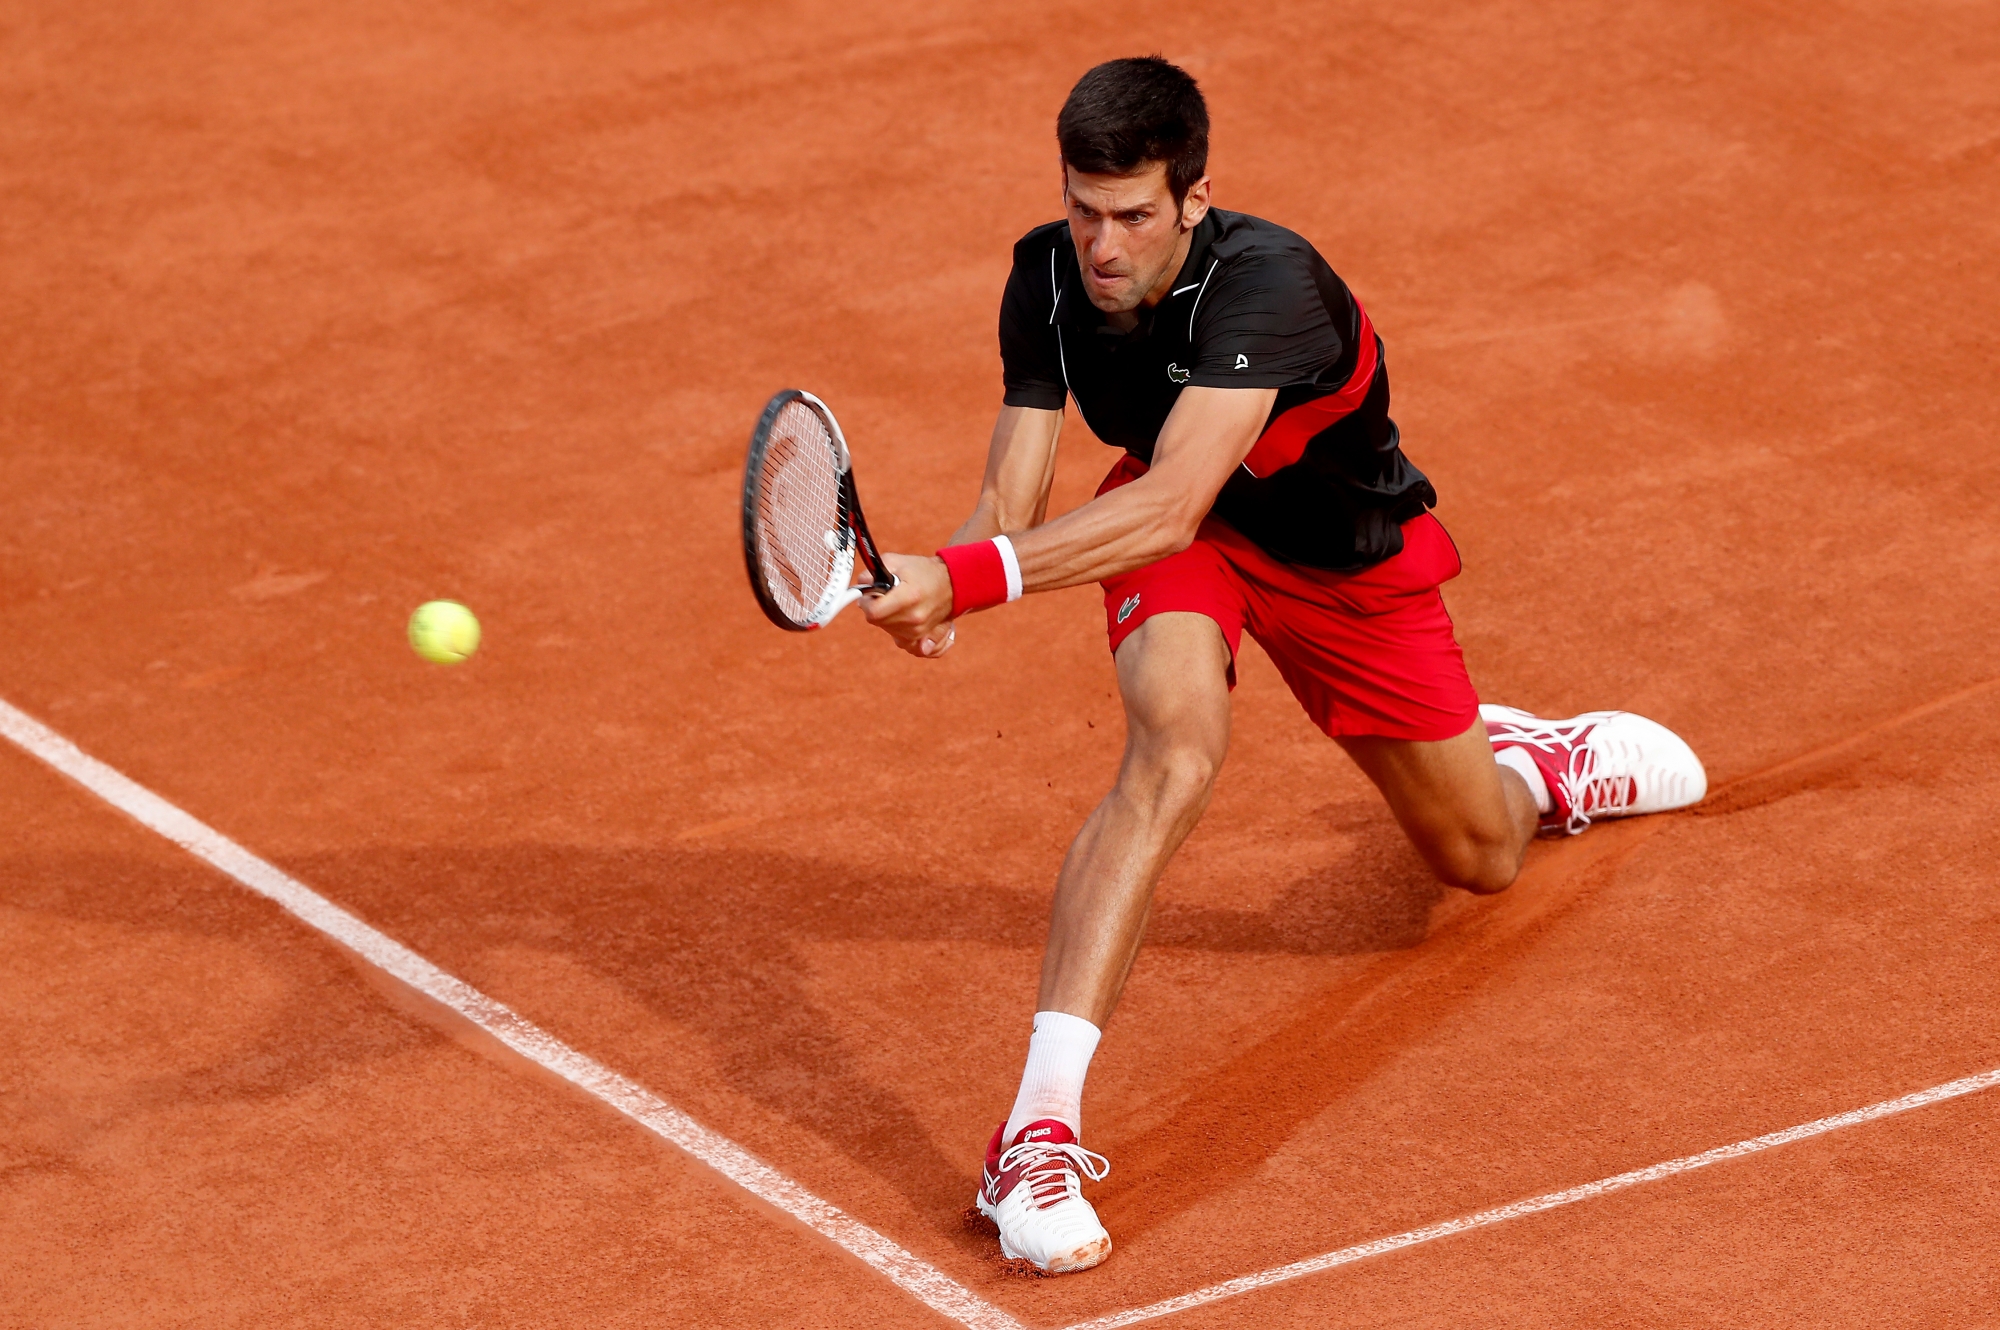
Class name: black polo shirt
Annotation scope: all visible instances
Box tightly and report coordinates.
[998,208,1436,571]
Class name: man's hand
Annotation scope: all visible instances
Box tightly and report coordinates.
[860,552,957,658]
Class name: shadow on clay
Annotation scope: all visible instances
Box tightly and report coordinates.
[1091,819,1663,1245]
[279,821,1446,1244]
[1149,802,1444,955]
[0,818,1454,1253]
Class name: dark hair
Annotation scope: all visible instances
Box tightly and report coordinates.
[1057,57,1209,206]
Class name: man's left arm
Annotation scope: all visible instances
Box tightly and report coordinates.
[866,386,1277,653]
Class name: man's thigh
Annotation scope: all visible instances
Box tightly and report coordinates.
[1101,523,1249,686]
[1111,612,1234,764]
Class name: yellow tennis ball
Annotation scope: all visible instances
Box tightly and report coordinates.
[408,600,481,664]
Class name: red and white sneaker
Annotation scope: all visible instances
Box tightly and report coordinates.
[974,1119,1111,1274]
[1482,704,1707,836]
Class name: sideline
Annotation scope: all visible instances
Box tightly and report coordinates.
[1064,1065,2000,1327]
[0,697,1022,1330]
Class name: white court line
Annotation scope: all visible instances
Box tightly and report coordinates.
[0,698,1021,1330]
[1068,1066,2000,1328]
[10,694,1998,1330]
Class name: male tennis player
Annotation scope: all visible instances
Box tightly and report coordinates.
[861,57,1706,1274]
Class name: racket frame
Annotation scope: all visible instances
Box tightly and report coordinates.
[741,389,896,632]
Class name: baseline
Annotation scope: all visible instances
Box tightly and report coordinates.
[0,697,1020,1330]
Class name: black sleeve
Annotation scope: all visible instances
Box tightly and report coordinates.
[1186,254,1343,389]
[998,248,1068,410]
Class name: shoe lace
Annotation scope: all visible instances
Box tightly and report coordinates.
[1555,745,1636,834]
[996,1139,1111,1210]
[1490,716,1635,835]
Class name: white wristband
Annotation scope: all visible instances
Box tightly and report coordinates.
[991,535,1023,602]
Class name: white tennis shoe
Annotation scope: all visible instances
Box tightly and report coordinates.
[974,1119,1111,1274]
[1482,704,1707,836]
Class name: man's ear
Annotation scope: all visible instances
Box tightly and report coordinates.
[1179,176,1213,231]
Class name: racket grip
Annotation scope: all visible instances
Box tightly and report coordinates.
[826,585,869,620]
[822,573,897,625]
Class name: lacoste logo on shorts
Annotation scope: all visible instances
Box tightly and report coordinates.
[1166,363,1191,384]
[1234,353,1249,369]
[1117,593,1141,624]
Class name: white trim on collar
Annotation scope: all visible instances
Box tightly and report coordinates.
[1186,260,1220,338]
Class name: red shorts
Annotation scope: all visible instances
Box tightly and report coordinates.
[1098,456,1479,742]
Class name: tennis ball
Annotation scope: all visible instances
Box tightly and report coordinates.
[408,600,481,664]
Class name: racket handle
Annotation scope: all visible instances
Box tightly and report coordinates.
[822,573,898,625]
[826,585,868,620]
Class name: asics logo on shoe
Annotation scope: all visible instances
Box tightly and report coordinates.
[1022,1126,1055,1141]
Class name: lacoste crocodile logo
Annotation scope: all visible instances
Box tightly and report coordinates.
[1117,594,1141,624]
[1166,364,1191,384]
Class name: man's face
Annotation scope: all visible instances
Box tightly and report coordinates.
[1063,161,1211,314]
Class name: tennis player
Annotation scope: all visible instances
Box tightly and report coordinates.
[861,56,1706,1274]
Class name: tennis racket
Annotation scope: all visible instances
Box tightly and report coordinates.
[741,389,896,631]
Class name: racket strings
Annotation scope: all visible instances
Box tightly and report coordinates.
[756,401,846,621]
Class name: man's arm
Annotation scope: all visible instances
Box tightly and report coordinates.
[1006,386,1276,588]
[948,405,1065,546]
[862,386,1277,656]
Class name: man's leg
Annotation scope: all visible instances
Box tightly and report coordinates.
[1039,610,1234,1025]
[1346,708,1712,882]
[975,612,1230,1275]
[1337,718,1540,895]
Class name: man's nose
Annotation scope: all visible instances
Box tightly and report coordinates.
[1087,226,1123,268]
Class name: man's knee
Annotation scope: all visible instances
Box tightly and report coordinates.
[1427,828,1522,895]
[1122,742,1221,820]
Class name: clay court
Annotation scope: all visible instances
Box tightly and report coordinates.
[5,0,1999,1324]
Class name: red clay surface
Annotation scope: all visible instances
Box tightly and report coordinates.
[4,0,1998,1325]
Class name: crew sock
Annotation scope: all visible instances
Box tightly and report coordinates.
[1495,746,1554,814]
[1002,1010,1102,1145]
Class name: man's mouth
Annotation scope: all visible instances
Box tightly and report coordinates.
[1088,266,1127,285]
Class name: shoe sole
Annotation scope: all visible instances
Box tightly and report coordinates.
[974,1193,1113,1274]
[1042,1234,1111,1273]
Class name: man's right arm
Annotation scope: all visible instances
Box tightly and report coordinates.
[947,405,1064,546]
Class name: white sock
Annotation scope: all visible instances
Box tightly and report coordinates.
[1002,1010,1101,1145]
[1495,745,1553,813]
